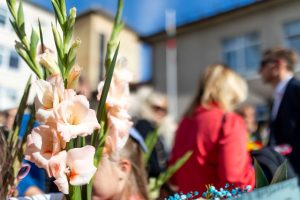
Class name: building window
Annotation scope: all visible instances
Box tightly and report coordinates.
[222,32,261,75]
[9,50,19,69]
[0,7,7,27]
[284,20,300,55]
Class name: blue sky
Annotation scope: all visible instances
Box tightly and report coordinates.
[31,0,256,36]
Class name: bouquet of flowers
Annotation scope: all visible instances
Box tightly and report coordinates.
[2,0,130,199]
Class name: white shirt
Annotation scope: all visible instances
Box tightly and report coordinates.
[271,75,293,120]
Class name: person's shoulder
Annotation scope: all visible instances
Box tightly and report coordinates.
[224,112,245,127]
[288,77,300,88]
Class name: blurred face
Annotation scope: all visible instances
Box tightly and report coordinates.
[150,100,168,124]
[92,156,130,200]
[259,59,279,85]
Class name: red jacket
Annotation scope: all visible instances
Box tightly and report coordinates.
[169,105,255,193]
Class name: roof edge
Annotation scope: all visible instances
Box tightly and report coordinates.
[140,0,288,43]
[77,7,138,34]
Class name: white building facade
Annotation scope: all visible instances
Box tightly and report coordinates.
[0,0,55,110]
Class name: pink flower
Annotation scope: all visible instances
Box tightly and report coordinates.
[38,49,60,75]
[54,95,100,142]
[67,65,82,89]
[24,125,65,175]
[96,58,133,153]
[107,114,132,151]
[97,57,132,108]
[34,75,64,122]
[49,146,97,194]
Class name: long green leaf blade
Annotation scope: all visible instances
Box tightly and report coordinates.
[96,43,120,122]
[254,158,269,188]
[143,129,159,164]
[271,160,288,184]
[9,76,32,146]
[153,151,193,191]
[17,0,24,34]
[30,28,39,58]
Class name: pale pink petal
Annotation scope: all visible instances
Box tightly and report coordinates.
[35,80,53,110]
[49,150,67,178]
[67,146,97,186]
[34,76,65,122]
[67,65,82,89]
[54,176,69,194]
[24,125,65,175]
[108,115,132,151]
[64,89,77,100]
[38,49,60,75]
[36,108,54,122]
[97,81,105,100]
[49,151,69,194]
[55,96,100,142]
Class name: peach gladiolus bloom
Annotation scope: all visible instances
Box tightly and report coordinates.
[34,75,64,122]
[49,145,97,194]
[97,58,133,153]
[107,109,132,151]
[67,65,82,89]
[54,95,100,142]
[24,125,66,175]
[38,49,60,75]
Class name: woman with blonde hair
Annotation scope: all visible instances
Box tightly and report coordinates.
[169,64,255,193]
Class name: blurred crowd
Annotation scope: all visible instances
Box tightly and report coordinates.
[2,46,300,199]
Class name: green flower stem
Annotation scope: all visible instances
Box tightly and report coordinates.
[6,0,43,79]
[104,0,124,71]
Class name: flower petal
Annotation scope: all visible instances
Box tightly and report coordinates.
[49,150,67,178]
[25,125,65,176]
[67,146,97,186]
[54,175,69,194]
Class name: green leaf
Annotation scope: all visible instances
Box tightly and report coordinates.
[9,76,32,145]
[152,151,193,192]
[51,23,64,73]
[69,185,81,200]
[15,45,40,77]
[64,7,76,46]
[30,28,39,58]
[65,39,81,76]
[17,0,24,31]
[59,0,67,22]
[254,158,269,188]
[104,0,123,71]
[51,0,64,26]
[38,19,45,53]
[143,129,159,164]
[6,0,17,20]
[96,43,120,122]
[271,160,288,184]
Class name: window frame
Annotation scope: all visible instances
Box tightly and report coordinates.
[222,32,261,77]
[8,50,20,70]
[283,19,300,70]
[0,6,8,28]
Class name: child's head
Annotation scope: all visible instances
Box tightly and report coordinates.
[92,136,148,200]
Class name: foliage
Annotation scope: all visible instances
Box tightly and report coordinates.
[255,158,288,188]
[0,77,33,198]
[144,131,193,199]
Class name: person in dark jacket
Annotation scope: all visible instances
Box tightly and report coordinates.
[259,47,300,175]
